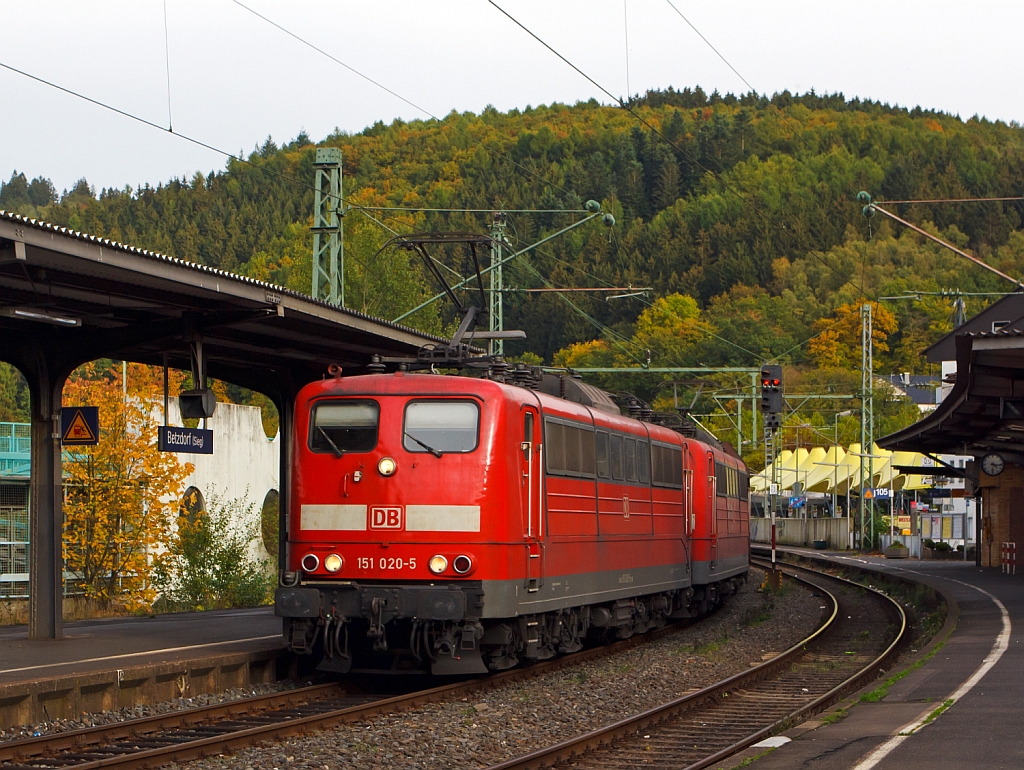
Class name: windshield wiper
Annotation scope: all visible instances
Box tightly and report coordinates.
[318,427,345,458]
[405,432,442,458]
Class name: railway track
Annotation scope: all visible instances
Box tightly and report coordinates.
[0,610,709,770]
[485,557,908,770]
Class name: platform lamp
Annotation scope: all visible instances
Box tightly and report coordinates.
[834,410,853,519]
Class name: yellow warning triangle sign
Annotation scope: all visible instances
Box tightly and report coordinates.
[64,411,96,443]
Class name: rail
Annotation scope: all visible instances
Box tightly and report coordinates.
[484,557,907,770]
[0,612,702,770]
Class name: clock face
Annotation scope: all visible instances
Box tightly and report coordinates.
[981,453,1005,476]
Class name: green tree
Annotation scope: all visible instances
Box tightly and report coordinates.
[153,490,274,611]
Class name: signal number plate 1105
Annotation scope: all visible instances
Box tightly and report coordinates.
[357,557,417,571]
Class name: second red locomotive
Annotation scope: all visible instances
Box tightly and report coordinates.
[276,365,749,674]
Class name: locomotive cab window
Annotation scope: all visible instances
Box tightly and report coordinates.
[404,400,480,454]
[309,400,379,454]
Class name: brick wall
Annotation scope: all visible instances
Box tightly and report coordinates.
[979,467,1024,567]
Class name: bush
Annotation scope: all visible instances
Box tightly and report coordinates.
[933,541,953,553]
[153,491,274,612]
[888,540,907,548]
[923,539,936,549]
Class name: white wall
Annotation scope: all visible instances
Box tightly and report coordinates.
[166,398,280,560]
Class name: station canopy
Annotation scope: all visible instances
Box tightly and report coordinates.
[879,329,1024,460]
[751,444,933,495]
[0,209,445,395]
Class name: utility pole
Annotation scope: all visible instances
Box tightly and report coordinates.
[860,303,874,550]
[489,212,507,356]
[311,148,344,306]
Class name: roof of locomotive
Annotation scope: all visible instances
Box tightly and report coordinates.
[298,371,745,470]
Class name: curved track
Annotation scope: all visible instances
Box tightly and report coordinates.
[485,558,907,770]
[0,613,706,770]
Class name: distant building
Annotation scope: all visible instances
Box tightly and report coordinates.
[883,373,940,411]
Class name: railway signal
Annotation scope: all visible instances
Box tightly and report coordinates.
[760,364,784,588]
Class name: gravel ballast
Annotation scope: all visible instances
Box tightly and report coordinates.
[0,682,302,743]
[164,568,823,770]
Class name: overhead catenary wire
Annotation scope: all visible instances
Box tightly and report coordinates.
[521,231,765,362]
[230,0,579,204]
[0,58,413,241]
[487,0,873,307]
[623,0,631,101]
[663,0,756,94]
[162,0,173,131]
[868,203,1023,288]
[356,206,590,214]
[660,0,941,367]
[876,197,1024,205]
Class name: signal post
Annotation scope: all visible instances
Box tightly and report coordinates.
[760,365,783,589]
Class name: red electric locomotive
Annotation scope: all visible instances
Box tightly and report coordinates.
[276,361,750,675]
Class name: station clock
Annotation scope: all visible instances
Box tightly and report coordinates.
[981,452,1006,477]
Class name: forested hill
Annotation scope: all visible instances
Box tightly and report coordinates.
[3,87,1024,377]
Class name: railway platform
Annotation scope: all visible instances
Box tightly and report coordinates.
[0,607,288,729]
[743,546,1023,769]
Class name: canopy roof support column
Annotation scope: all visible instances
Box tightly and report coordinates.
[8,336,80,640]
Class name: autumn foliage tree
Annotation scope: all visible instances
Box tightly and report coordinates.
[61,362,192,609]
[808,302,898,370]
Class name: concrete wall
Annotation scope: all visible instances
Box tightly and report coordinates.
[166,399,279,561]
[750,516,851,550]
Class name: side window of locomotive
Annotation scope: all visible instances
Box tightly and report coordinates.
[610,434,624,480]
[652,443,684,488]
[596,431,610,479]
[637,441,651,484]
[545,419,596,477]
[545,420,565,472]
[310,400,380,454]
[738,471,749,499]
[579,426,596,477]
[624,438,637,482]
[403,400,480,453]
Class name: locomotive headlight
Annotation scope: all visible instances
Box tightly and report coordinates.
[324,553,343,573]
[453,555,473,575]
[378,456,397,476]
[428,555,448,574]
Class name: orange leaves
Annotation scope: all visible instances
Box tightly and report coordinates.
[61,362,191,609]
[808,302,898,370]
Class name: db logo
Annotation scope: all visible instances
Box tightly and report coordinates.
[369,506,404,530]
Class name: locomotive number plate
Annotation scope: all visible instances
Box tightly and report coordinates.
[357,557,418,570]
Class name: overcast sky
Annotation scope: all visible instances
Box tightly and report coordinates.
[2,0,1023,195]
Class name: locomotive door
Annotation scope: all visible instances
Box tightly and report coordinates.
[707,452,718,568]
[683,445,694,535]
[521,407,544,592]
